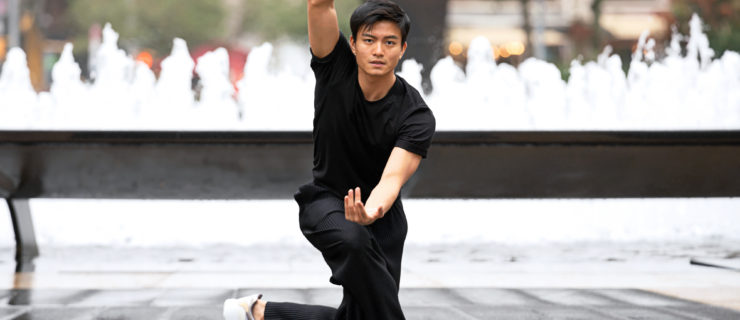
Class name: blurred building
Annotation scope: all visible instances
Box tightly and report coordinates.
[0,0,247,91]
[446,0,673,65]
[0,0,682,91]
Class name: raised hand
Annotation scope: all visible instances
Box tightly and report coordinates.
[344,187,383,226]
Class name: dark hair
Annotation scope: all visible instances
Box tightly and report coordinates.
[350,0,411,44]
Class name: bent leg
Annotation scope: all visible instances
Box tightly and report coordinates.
[264,302,336,320]
[302,211,405,320]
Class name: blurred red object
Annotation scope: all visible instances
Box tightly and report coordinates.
[136,51,154,68]
[191,44,250,91]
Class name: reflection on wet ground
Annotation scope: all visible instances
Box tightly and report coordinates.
[2,288,740,319]
[1,242,739,319]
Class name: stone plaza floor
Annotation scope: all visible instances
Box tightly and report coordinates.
[0,241,739,319]
[2,287,740,320]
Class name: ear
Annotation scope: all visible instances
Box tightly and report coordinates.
[401,42,407,57]
[350,36,357,55]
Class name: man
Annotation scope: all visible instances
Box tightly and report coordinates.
[224,0,435,319]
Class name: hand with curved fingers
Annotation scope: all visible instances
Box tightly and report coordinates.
[344,187,383,226]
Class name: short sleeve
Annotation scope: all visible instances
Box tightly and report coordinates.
[395,107,436,158]
[310,33,355,83]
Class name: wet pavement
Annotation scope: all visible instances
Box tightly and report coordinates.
[1,242,739,319]
[2,287,740,319]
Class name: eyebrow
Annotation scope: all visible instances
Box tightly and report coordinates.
[361,33,400,40]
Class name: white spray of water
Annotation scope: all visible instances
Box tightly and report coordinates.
[518,58,568,129]
[0,13,738,131]
[130,61,156,119]
[397,59,423,94]
[51,43,85,99]
[236,42,314,130]
[156,38,195,108]
[47,43,87,128]
[0,48,37,129]
[193,47,241,130]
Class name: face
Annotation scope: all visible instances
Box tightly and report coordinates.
[350,21,407,78]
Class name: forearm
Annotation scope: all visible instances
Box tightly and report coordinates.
[365,176,404,217]
[307,0,333,7]
[345,147,421,225]
[307,0,338,58]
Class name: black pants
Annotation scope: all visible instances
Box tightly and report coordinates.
[264,182,408,320]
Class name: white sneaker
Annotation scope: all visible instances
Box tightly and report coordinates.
[223,293,263,320]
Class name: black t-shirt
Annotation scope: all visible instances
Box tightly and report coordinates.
[310,33,436,202]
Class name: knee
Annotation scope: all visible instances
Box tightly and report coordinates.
[336,227,371,254]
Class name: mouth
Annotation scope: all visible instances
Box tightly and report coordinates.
[370,61,386,67]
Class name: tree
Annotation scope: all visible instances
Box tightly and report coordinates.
[395,0,449,93]
[240,0,361,42]
[68,0,227,57]
[590,0,604,52]
[672,0,740,56]
[520,0,533,58]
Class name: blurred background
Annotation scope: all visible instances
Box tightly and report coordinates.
[0,0,737,92]
[1,2,739,315]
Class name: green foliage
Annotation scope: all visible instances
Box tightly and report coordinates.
[68,0,226,56]
[242,0,362,41]
[554,61,571,82]
[672,0,740,57]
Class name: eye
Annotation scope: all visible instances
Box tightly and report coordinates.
[386,41,396,46]
[364,39,373,43]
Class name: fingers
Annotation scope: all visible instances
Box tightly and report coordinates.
[344,187,382,225]
[349,188,356,222]
[345,188,358,223]
[354,187,367,223]
[344,187,368,224]
[355,199,365,215]
[344,192,350,220]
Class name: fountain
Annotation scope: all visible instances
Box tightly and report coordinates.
[2,15,739,266]
[0,14,738,131]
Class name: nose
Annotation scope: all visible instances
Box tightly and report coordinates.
[372,42,383,56]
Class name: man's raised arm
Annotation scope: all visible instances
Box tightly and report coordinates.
[307,0,340,58]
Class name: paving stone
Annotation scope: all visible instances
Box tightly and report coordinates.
[70,289,165,307]
[464,305,632,320]
[151,289,233,307]
[405,306,479,320]
[0,307,26,320]
[10,307,100,320]
[167,306,222,320]
[5,290,95,306]
[0,291,11,306]
[592,289,692,307]
[450,288,538,306]
[671,306,740,320]
[1,289,738,319]
[304,288,342,307]
[599,306,696,320]
[463,306,543,320]
[508,289,561,306]
[94,307,168,320]
[533,306,627,320]
[526,289,627,306]
[399,288,473,307]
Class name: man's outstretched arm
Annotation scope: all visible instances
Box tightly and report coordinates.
[345,147,422,225]
[307,0,340,59]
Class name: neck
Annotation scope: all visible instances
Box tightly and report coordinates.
[357,70,396,102]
